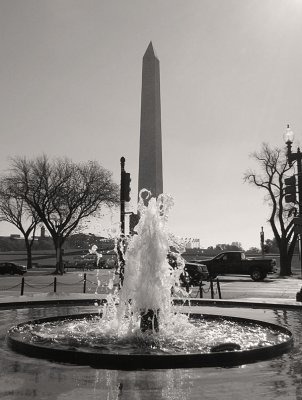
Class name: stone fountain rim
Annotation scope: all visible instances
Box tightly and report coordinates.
[6,312,293,370]
[1,296,301,311]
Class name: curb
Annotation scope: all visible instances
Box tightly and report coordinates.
[0,293,301,310]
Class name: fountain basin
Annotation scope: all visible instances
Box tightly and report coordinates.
[7,312,293,369]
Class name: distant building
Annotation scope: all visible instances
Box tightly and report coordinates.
[40,226,46,238]
[10,234,21,240]
[184,238,201,250]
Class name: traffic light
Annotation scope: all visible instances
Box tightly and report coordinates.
[284,175,296,203]
[122,171,131,202]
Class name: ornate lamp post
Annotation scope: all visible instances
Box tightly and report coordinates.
[284,125,302,281]
[284,124,302,214]
[284,124,295,151]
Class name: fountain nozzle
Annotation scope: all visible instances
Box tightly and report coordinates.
[140,309,159,332]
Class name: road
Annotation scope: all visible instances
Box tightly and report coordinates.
[0,269,301,301]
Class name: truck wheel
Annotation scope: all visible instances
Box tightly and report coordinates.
[250,268,265,281]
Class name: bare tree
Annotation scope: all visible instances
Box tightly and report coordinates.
[4,155,119,274]
[0,180,40,268]
[244,143,298,276]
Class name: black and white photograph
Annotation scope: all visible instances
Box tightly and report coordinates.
[0,1,302,399]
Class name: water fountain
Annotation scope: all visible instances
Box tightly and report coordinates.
[6,191,293,369]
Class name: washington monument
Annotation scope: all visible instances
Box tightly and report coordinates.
[138,42,163,198]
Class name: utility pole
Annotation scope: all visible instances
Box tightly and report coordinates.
[260,227,265,258]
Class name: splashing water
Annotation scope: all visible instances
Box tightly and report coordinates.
[89,245,103,267]
[15,312,290,356]
[120,191,183,313]
[98,190,187,335]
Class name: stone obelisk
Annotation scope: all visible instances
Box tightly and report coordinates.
[138,42,163,199]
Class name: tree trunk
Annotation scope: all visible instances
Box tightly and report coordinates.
[279,240,292,276]
[24,238,33,269]
[54,237,64,275]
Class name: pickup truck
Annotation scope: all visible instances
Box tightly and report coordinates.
[193,251,277,281]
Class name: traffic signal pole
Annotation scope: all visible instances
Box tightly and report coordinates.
[120,156,132,235]
[296,151,302,277]
[296,150,302,216]
[120,157,126,235]
[260,227,264,258]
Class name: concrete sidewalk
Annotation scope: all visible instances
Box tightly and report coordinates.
[0,292,108,308]
[0,276,301,309]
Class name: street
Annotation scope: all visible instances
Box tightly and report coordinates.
[0,269,301,301]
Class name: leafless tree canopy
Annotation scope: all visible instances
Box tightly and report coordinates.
[2,155,119,273]
[244,143,297,275]
[0,178,40,268]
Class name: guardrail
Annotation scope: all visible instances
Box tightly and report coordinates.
[0,273,113,296]
[0,274,222,299]
[190,278,222,299]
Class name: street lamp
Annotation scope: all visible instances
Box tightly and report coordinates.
[284,125,302,285]
[284,124,296,166]
[284,124,294,145]
[284,124,302,209]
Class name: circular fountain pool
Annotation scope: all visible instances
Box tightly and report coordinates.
[7,312,293,369]
[1,305,302,400]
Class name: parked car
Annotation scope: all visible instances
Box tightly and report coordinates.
[180,262,209,286]
[193,251,277,281]
[0,262,27,275]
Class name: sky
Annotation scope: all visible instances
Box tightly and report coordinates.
[1,0,302,250]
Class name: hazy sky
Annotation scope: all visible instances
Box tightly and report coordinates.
[1,0,302,249]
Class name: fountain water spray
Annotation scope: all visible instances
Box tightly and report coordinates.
[117,190,185,332]
[99,190,186,335]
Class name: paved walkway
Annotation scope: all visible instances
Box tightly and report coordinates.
[0,276,301,309]
[217,275,302,300]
